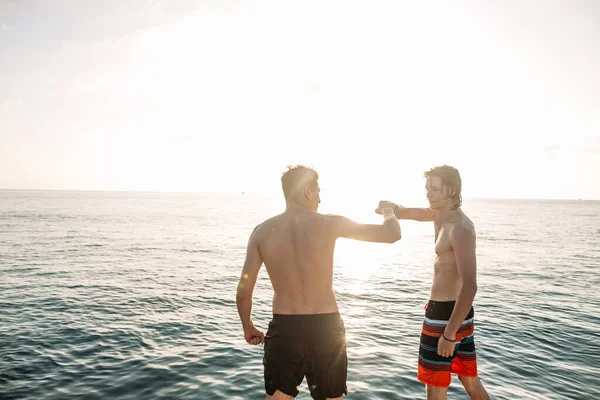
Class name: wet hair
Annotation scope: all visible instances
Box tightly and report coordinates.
[281,165,319,202]
[424,165,462,209]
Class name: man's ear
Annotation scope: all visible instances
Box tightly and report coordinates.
[303,184,312,199]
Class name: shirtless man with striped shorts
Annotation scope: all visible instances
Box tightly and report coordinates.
[377,165,490,400]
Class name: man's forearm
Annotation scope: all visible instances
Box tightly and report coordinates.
[394,205,434,221]
[444,283,477,338]
[236,293,254,332]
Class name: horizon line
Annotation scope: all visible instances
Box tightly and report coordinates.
[0,188,597,202]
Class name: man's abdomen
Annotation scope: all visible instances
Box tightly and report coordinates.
[430,262,460,301]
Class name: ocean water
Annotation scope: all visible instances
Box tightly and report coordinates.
[1,191,599,399]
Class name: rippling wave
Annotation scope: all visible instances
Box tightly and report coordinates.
[1,192,599,399]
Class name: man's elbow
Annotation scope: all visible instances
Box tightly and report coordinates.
[385,229,402,243]
[463,280,477,295]
[236,282,250,301]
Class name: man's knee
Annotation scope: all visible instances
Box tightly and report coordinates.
[458,375,479,389]
[458,375,490,400]
[426,384,448,400]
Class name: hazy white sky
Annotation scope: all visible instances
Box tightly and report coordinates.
[1,0,599,200]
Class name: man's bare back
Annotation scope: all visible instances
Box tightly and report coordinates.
[252,208,339,315]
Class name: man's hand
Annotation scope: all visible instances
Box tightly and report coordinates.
[244,325,265,345]
[375,200,397,215]
[437,334,457,358]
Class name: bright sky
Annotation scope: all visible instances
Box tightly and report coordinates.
[1,0,599,201]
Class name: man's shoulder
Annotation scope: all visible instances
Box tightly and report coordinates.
[449,217,475,241]
[319,213,354,228]
[457,214,474,228]
[320,213,342,221]
[250,215,280,240]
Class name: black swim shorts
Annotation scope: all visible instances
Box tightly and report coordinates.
[263,312,348,399]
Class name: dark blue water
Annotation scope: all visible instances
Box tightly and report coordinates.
[1,191,599,399]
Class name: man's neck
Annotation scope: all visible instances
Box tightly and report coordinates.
[437,207,461,222]
[285,200,309,211]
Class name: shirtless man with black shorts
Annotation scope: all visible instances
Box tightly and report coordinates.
[236,165,401,400]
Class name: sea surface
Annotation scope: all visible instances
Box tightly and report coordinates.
[1,191,599,399]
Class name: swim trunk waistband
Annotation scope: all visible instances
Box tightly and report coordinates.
[269,312,342,335]
[271,312,341,321]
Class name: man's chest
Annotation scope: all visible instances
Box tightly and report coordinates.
[434,224,452,255]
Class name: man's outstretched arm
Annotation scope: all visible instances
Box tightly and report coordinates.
[375,201,435,221]
[236,226,265,345]
[332,206,401,243]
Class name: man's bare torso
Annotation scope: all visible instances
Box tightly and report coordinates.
[430,210,474,301]
[254,208,339,315]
